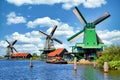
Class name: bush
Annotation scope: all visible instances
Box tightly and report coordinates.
[108,61,120,70]
[96,45,120,70]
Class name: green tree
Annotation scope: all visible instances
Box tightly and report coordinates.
[32,53,40,60]
[96,45,120,70]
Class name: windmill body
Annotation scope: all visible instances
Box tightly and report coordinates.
[76,23,104,49]
[39,25,62,55]
[44,37,55,52]
[68,7,110,60]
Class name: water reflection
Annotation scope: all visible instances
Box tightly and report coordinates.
[104,73,108,80]
[0,60,120,80]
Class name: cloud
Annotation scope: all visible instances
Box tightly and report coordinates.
[0,41,8,48]
[15,44,41,54]
[6,0,107,10]
[46,22,74,37]
[7,12,26,25]
[27,17,74,37]
[61,0,85,10]
[83,0,106,8]
[27,17,59,28]
[97,30,120,45]
[1,31,44,55]
[5,31,43,44]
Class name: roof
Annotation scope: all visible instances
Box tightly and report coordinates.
[48,48,65,57]
[12,53,30,57]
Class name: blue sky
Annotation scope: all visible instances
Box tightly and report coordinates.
[0,0,120,56]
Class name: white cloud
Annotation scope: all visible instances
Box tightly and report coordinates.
[0,31,44,55]
[61,0,85,10]
[27,17,59,28]
[46,22,74,37]
[83,0,106,8]
[97,30,120,45]
[0,41,8,48]
[27,17,74,37]
[5,31,43,44]
[15,44,41,55]
[6,0,107,10]
[7,12,26,25]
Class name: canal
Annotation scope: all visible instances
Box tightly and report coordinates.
[0,60,120,80]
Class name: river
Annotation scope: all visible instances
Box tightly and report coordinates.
[0,60,120,80]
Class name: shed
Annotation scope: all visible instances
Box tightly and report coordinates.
[47,48,68,58]
[12,53,32,59]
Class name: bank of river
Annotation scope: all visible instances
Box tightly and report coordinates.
[0,60,120,80]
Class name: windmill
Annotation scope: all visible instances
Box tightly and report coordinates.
[67,7,110,60]
[5,40,18,59]
[39,25,62,54]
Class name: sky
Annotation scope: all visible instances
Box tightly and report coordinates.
[0,0,120,56]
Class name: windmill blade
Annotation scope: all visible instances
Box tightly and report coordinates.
[53,38,62,44]
[39,30,49,37]
[6,40,11,45]
[12,40,17,45]
[96,34,103,43]
[67,29,84,43]
[50,25,57,37]
[92,12,110,25]
[13,47,18,52]
[73,7,87,26]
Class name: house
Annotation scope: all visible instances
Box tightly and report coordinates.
[11,53,32,59]
[47,48,71,60]
[48,48,66,57]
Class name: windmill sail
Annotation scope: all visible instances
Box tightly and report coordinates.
[96,34,103,43]
[39,25,62,54]
[5,40,18,59]
[53,37,62,44]
[13,47,18,52]
[92,12,110,25]
[73,7,87,26]
[68,7,110,48]
[12,40,17,45]
[50,25,57,37]
[68,29,84,43]
[6,40,11,45]
[39,30,49,37]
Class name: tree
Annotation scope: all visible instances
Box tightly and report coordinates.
[96,45,120,70]
[32,53,40,60]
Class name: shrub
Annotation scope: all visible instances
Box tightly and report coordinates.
[96,45,120,70]
[108,61,120,70]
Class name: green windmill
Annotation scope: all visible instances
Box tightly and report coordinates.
[67,7,110,60]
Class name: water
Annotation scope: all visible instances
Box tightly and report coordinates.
[0,60,120,80]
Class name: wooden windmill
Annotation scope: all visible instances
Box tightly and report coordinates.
[5,40,18,59]
[67,7,110,60]
[39,25,62,54]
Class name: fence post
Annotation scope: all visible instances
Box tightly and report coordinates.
[74,57,77,71]
[103,62,109,73]
[30,57,33,68]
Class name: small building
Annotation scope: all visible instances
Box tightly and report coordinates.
[48,48,66,57]
[11,53,32,59]
[47,48,73,60]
